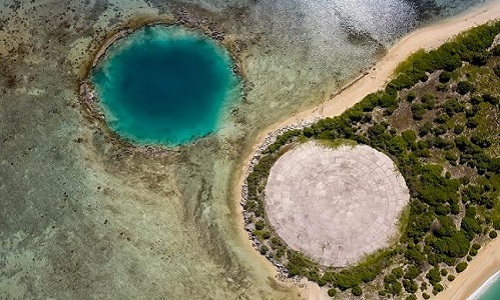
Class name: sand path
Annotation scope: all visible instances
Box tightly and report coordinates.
[232,1,500,299]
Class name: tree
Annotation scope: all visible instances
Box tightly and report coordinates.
[404,266,421,280]
[456,262,468,273]
[426,268,442,285]
[433,283,444,295]
[392,267,404,279]
[403,279,419,293]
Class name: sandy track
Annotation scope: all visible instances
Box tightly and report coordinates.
[232,1,500,299]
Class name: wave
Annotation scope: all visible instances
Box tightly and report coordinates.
[467,271,500,300]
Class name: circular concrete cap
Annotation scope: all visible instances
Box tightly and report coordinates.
[264,142,410,267]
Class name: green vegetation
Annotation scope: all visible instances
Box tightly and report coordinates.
[456,262,468,273]
[243,21,500,298]
[327,288,337,297]
[351,285,362,296]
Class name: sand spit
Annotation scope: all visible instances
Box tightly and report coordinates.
[233,1,500,299]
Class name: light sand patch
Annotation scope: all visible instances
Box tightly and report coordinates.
[264,142,409,267]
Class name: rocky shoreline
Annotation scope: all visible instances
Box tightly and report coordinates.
[239,116,321,277]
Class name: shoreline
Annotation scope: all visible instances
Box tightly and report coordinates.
[468,271,500,300]
[436,237,500,300]
[231,1,500,299]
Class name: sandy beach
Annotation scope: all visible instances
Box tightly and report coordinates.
[232,1,500,299]
[436,238,500,300]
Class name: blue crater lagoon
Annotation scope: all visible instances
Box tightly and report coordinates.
[91,25,240,146]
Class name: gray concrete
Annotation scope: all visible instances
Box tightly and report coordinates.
[265,142,410,267]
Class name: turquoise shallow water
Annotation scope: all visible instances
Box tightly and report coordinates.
[477,275,500,300]
[91,25,239,146]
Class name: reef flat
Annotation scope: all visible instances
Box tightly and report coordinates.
[0,0,492,299]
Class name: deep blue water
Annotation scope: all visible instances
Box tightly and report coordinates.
[91,25,239,146]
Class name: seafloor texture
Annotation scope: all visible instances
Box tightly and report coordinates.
[91,25,240,145]
[0,0,489,299]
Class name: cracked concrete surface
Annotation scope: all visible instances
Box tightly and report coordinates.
[265,142,409,267]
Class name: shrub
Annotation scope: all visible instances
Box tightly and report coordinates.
[466,119,479,129]
[419,121,433,136]
[483,94,499,105]
[433,283,444,295]
[471,135,492,148]
[456,262,468,273]
[327,288,337,297]
[492,44,500,56]
[423,292,430,299]
[445,151,458,162]
[439,71,452,83]
[407,92,417,102]
[406,295,417,300]
[404,266,421,280]
[421,94,436,110]
[421,282,428,291]
[352,285,362,296]
[470,52,488,66]
[440,269,448,276]
[255,220,265,230]
[392,267,404,279]
[433,125,447,136]
[448,275,455,281]
[443,99,465,116]
[434,114,450,124]
[454,124,465,134]
[403,279,419,293]
[457,81,474,95]
[426,268,442,285]
[490,230,498,239]
[411,103,426,120]
[495,220,500,230]
[494,66,500,78]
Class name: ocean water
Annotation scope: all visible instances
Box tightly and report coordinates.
[91,25,240,146]
[471,272,500,300]
[1,0,495,299]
